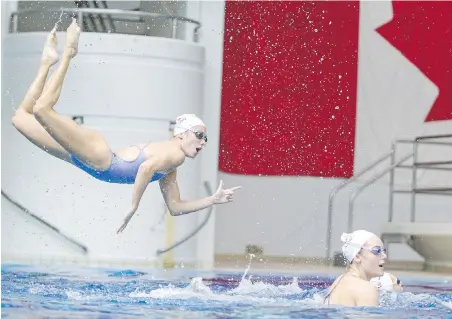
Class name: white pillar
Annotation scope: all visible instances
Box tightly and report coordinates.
[194,0,226,269]
[1,0,18,52]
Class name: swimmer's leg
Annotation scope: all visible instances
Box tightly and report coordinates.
[12,26,70,161]
[33,19,112,170]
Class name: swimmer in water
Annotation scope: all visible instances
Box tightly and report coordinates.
[11,19,242,234]
[323,230,402,307]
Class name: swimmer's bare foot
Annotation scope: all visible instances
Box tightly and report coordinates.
[33,21,79,115]
[41,27,59,66]
[64,18,81,58]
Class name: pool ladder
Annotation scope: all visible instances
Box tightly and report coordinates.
[326,134,452,265]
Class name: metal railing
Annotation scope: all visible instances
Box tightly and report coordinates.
[156,181,214,255]
[2,179,216,257]
[74,1,116,33]
[1,190,89,254]
[326,134,452,264]
[388,139,450,221]
[9,8,201,42]
[346,152,414,233]
[325,150,395,263]
[408,134,452,222]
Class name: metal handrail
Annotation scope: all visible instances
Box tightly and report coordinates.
[325,150,394,263]
[415,134,452,140]
[156,181,214,255]
[349,135,451,229]
[347,152,414,233]
[1,189,89,254]
[397,164,452,171]
[414,160,452,167]
[392,139,452,146]
[389,137,452,221]
[393,188,452,195]
[74,1,98,32]
[412,187,452,194]
[410,134,452,221]
[326,135,452,263]
[9,8,201,42]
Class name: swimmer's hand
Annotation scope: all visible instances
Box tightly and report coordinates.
[116,209,136,234]
[212,180,242,204]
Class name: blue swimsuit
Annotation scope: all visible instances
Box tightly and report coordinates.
[70,146,167,184]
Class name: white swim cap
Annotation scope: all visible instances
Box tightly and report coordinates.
[173,114,206,136]
[341,230,376,263]
[371,272,394,292]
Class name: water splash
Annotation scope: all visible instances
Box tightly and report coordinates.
[54,8,65,30]
[3,264,452,319]
[241,253,255,281]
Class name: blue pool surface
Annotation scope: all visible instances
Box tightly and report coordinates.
[2,263,452,318]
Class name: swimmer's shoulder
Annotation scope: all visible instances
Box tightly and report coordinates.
[349,276,377,292]
[327,276,354,306]
[350,280,379,305]
[143,141,185,165]
[327,276,378,307]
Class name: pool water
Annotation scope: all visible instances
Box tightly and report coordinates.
[2,263,452,318]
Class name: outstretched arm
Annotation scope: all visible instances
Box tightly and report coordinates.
[117,154,176,234]
[159,170,241,216]
[130,159,162,212]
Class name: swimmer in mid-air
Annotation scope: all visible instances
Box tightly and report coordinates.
[11,19,241,234]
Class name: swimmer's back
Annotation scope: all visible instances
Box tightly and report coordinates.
[71,140,185,184]
[325,275,378,306]
[115,140,184,164]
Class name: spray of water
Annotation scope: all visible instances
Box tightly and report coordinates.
[54,8,65,31]
[241,253,255,281]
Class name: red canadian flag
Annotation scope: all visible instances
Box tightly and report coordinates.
[218,1,452,179]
